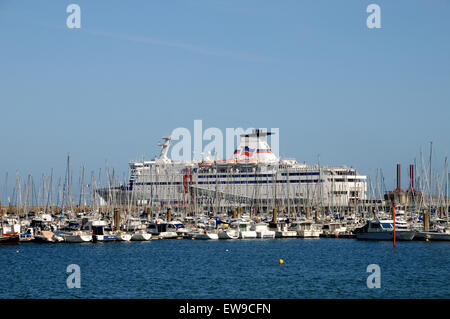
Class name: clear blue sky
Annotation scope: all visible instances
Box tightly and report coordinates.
[0,0,449,197]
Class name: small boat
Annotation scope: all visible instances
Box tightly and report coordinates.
[147,222,178,239]
[321,222,347,237]
[0,232,20,244]
[269,221,297,238]
[62,231,92,243]
[354,219,415,241]
[193,229,219,240]
[251,223,276,239]
[130,230,152,241]
[33,231,63,243]
[218,224,240,239]
[289,221,321,238]
[93,232,117,242]
[415,229,450,241]
[115,232,132,242]
[88,221,117,242]
[236,221,257,239]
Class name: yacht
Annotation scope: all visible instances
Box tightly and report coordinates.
[251,222,275,239]
[115,231,132,241]
[354,219,415,241]
[269,221,297,238]
[62,231,92,243]
[193,229,219,240]
[236,221,257,239]
[147,221,178,239]
[131,230,152,241]
[289,221,321,238]
[218,222,240,239]
[89,221,117,242]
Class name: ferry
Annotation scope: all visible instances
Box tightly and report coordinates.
[97,129,367,213]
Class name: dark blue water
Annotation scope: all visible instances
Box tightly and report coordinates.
[0,239,449,298]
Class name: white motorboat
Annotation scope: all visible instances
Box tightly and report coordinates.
[355,219,415,241]
[289,221,321,238]
[88,221,117,242]
[251,223,275,239]
[321,222,347,236]
[235,221,257,239]
[193,229,219,240]
[269,221,297,238]
[218,221,240,239]
[147,222,178,239]
[62,231,92,243]
[115,232,132,241]
[131,230,152,241]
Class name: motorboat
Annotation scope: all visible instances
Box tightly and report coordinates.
[269,221,297,238]
[147,221,178,239]
[218,223,240,239]
[115,231,132,241]
[62,231,92,243]
[289,221,321,238]
[33,230,63,243]
[0,232,20,244]
[88,221,117,242]
[321,222,347,236]
[354,219,415,241]
[131,230,152,241]
[251,222,275,239]
[236,221,257,239]
[193,229,219,240]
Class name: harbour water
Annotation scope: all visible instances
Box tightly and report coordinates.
[1,239,449,299]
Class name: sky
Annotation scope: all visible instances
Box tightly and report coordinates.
[0,0,449,200]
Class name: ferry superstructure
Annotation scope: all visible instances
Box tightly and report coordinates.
[97,129,367,213]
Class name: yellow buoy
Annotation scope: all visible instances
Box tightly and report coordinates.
[279,259,284,265]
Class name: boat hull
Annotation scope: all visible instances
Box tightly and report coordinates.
[275,231,297,238]
[131,233,152,241]
[63,233,92,243]
[239,231,257,239]
[93,235,117,242]
[218,231,239,239]
[194,233,219,240]
[157,231,178,239]
[356,231,415,241]
[256,231,275,239]
[414,231,450,241]
[0,234,20,244]
[116,233,132,241]
[297,230,321,238]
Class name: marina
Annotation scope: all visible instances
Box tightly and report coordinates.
[1,131,449,245]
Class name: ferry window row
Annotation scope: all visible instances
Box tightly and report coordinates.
[132,179,324,186]
[197,174,274,178]
[281,172,320,176]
